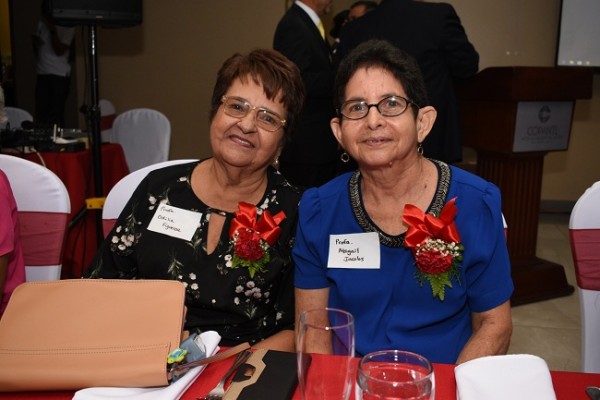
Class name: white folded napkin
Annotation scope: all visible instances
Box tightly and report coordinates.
[455,354,556,400]
[73,331,221,400]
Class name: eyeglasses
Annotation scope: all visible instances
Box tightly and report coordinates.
[221,96,286,132]
[337,95,417,120]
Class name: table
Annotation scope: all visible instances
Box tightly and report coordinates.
[192,354,599,400]
[0,353,598,399]
[22,143,129,278]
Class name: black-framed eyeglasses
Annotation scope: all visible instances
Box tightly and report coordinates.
[221,96,286,132]
[337,95,417,120]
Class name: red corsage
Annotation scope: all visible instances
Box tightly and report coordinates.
[402,197,463,301]
[228,202,286,278]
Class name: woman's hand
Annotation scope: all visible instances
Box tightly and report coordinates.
[252,329,295,352]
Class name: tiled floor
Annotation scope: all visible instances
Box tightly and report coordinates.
[508,211,581,372]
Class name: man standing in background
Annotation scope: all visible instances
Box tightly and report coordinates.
[33,0,75,128]
[335,0,479,164]
[273,0,339,188]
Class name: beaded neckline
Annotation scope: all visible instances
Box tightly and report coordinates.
[348,159,451,248]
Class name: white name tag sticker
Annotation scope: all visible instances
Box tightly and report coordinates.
[147,204,201,241]
[327,232,380,269]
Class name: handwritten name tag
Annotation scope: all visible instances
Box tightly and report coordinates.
[327,232,380,269]
[147,204,202,241]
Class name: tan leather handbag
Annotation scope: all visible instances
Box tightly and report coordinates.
[0,279,186,392]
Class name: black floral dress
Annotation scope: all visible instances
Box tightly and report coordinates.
[85,160,303,346]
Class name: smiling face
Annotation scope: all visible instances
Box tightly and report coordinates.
[210,76,286,171]
[331,66,436,170]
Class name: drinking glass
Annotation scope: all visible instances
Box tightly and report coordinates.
[297,307,355,400]
[357,350,434,400]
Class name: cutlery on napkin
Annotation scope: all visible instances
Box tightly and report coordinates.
[72,331,221,400]
[454,354,557,400]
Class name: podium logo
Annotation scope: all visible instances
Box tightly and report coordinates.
[514,101,570,152]
[538,105,551,123]
[528,104,558,137]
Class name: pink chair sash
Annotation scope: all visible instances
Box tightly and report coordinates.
[19,211,68,266]
[100,113,116,131]
[570,229,600,290]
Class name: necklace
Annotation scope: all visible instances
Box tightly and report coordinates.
[349,159,451,248]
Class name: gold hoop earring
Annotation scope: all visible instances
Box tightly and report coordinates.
[340,152,350,163]
[417,143,424,156]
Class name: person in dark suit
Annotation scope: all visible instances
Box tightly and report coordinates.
[273,0,340,188]
[335,0,479,163]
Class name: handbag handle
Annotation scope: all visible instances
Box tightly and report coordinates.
[169,341,251,380]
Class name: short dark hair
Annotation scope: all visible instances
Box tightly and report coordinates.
[209,48,305,141]
[334,39,428,118]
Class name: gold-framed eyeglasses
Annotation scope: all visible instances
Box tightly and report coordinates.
[337,95,417,120]
[221,96,286,132]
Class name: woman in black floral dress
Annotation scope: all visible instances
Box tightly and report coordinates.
[85,48,305,351]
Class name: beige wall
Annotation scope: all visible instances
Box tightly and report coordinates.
[452,0,600,201]
[73,0,599,201]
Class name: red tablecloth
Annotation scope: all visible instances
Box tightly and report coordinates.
[1,353,598,399]
[23,143,129,278]
[190,354,600,400]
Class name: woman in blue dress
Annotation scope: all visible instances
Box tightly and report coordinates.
[294,39,513,364]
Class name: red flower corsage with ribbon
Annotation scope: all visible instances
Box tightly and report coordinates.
[402,197,463,301]
[229,202,286,278]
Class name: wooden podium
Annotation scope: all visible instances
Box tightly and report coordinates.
[456,67,593,305]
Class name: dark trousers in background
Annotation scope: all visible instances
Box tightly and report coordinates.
[35,73,70,128]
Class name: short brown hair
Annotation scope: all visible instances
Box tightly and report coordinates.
[209,49,305,141]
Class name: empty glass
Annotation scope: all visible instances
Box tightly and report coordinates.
[357,350,434,400]
[297,308,355,400]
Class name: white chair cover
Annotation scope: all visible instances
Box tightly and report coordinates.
[99,99,117,143]
[112,108,171,172]
[0,107,33,130]
[102,159,198,236]
[0,155,70,281]
[569,180,600,373]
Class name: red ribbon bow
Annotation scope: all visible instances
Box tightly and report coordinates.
[403,197,461,249]
[229,202,286,246]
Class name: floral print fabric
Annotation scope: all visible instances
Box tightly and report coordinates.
[85,161,302,346]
